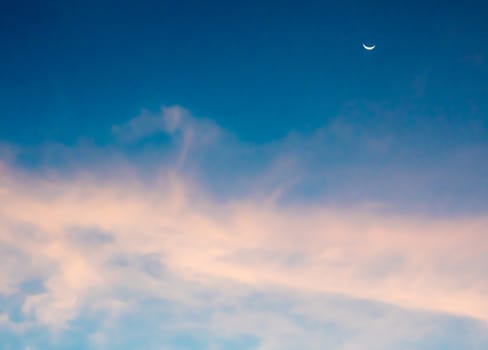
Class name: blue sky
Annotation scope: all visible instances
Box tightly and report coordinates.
[2,0,487,144]
[1,1,488,349]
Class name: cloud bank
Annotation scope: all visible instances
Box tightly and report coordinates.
[1,106,488,349]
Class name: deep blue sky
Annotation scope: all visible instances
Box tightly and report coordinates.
[1,0,487,144]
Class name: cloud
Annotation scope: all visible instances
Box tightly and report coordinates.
[1,159,488,323]
[112,105,221,169]
[1,105,488,348]
[111,106,184,142]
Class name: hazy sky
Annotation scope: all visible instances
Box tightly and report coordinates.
[1,1,488,349]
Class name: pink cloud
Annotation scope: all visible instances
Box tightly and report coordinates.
[1,158,488,331]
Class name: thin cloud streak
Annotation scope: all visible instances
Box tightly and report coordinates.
[112,106,221,170]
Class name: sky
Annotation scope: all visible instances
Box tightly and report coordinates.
[1,0,488,349]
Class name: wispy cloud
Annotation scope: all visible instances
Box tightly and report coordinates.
[112,106,221,169]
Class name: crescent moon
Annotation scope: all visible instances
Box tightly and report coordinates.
[362,43,376,50]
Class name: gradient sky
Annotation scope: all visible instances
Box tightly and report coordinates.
[1,1,488,349]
